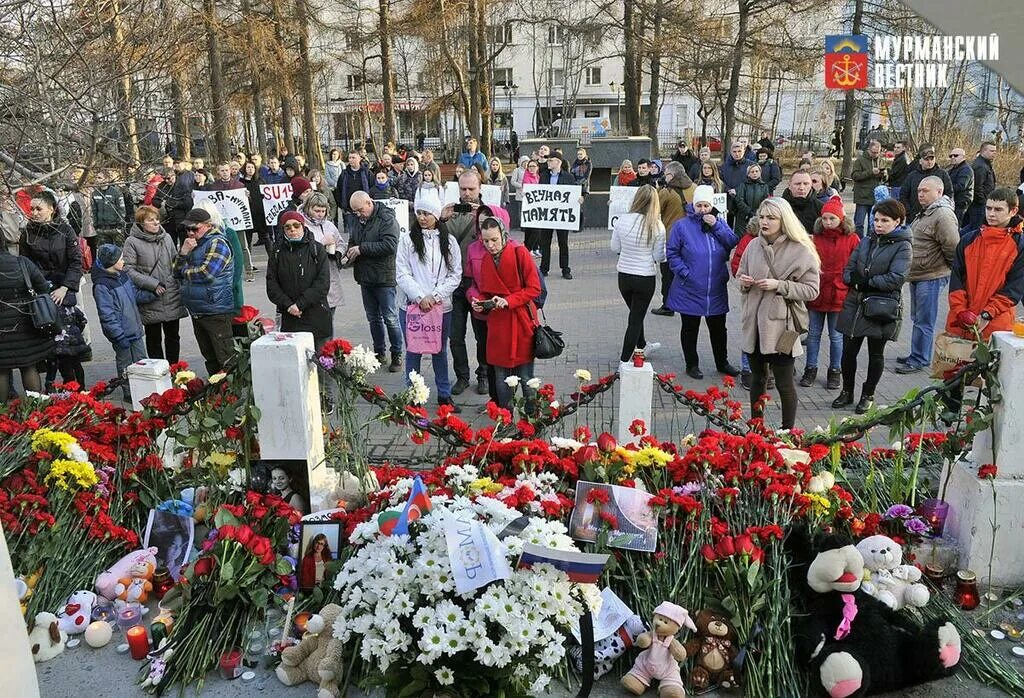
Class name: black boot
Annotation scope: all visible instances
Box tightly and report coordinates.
[438,396,462,414]
[686,366,703,380]
[717,363,741,377]
[389,353,402,373]
[832,390,854,409]
[855,394,874,414]
[740,370,752,390]
[798,367,817,388]
[826,368,842,390]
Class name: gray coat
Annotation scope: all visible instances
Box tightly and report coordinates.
[122,223,187,324]
[837,226,912,340]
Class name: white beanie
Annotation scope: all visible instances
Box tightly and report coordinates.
[693,185,714,207]
[414,190,443,219]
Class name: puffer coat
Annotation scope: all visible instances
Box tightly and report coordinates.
[122,223,187,324]
[837,226,913,340]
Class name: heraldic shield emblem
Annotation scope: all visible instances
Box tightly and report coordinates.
[825,35,869,89]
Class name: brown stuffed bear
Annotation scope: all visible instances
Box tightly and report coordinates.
[683,610,739,690]
[275,603,346,698]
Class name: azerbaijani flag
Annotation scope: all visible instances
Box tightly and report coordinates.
[379,475,432,536]
[517,543,609,583]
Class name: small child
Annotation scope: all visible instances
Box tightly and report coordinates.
[369,168,397,200]
[866,184,890,237]
[92,244,157,400]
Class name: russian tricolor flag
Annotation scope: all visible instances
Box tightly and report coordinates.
[379,475,432,536]
[517,543,609,584]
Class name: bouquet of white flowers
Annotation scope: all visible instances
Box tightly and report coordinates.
[333,493,596,696]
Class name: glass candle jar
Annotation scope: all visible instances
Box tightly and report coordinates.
[117,602,143,633]
[219,649,243,680]
[924,563,945,589]
[954,569,980,610]
[1013,317,1024,338]
[152,567,174,599]
[916,498,950,538]
[632,350,645,368]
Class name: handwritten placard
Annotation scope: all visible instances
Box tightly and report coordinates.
[608,186,638,230]
[260,183,294,226]
[192,189,253,230]
[520,184,582,231]
[380,198,410,236]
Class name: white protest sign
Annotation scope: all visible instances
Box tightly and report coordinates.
[520,184,582,231]
[443,181,460,205]
[380,198,410,236]
[481,184,503,207]
[260,183,293,226]
[608,186,638,230]
[444,517,512,594]
[192,189,253,230]
[712,192,729,221]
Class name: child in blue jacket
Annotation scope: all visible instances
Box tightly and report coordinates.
[92,244,157,399]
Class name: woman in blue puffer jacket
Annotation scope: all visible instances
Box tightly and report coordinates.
[666,185,741,379]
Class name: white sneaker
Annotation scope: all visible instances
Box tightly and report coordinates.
[643,342,661,357]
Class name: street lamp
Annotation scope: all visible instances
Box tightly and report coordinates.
[609,81,622,134]
[503,83,518,162]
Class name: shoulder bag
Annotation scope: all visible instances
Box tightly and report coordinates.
[861,295,901,322]
[514,247,563,360]
[18,259,61,337]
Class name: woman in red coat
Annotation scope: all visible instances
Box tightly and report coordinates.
[470,214,542,409]
[299,533,332,591]
[801,196,860,390]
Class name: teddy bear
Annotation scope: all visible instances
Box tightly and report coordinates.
[789,529,961,697]
[96,547,158,600]
[57,590,98,635]
[683,609,740,690]
[28,612,66,663]
[622,601,696,698]
[276,603,346,698]
[114,559,155,608]
[855,535,930,611]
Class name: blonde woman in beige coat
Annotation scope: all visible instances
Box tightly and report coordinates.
[737,197,820,429]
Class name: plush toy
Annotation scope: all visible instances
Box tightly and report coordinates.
[570,613,646,679]
[28,612,66,663]
[114,560,155,608]
[96,548,158,600]
[622,601,696,698]
[57,590,98,635]
[276,603,346,698]
[856,535,930,611]
[683,609,740,690]
[790,531,961,697]
[141,648,174,689]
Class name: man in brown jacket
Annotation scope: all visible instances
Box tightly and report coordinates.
[652,161,696,316]
[896,175,960,374]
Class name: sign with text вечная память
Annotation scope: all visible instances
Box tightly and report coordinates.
[520,184,582,231]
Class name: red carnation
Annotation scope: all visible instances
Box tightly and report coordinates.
[978,463,998,479]
[586,488,611,505]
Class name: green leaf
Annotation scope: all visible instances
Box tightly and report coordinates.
[398,680,426,697]
[220,560,235,581]
[746,560,761,588]
[214,508,240,528]
[275,557,294,575]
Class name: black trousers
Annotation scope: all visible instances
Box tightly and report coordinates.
[539,229,570,274]
[524,228,540,252]
[470,316,497,400]
[145,320,181,364]
[748,350,797,429]
[658,261,673,306]
[841,334,887,395]
[678,313,729,370]
[618,273,656,362]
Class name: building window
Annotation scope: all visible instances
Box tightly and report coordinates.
[346,75,363,91]
[547,68,564,86]
[489,22,512,45]
[493,68,513,88]
[547,25,565,45]
[585,67,602,85]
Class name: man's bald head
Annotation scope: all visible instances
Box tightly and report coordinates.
[350,191,374,219]
[917,175,945,208]
[458,170,481,203]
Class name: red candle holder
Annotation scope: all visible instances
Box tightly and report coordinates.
[632,350,645,368]
[954,570,980,610]
[126,626,150,660]
[293,611,312,638]
[916,498,950,538]
[219,648,243,680]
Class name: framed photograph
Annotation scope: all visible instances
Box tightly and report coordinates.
[297,521,341,592]
[568,481,658,552]
[251,460,310,516]
[144,510,196,581]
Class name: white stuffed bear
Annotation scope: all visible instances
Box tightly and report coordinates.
[29,612,67,663]
[856,534,930,610]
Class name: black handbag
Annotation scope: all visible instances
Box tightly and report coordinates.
[18,259,61,337]
[861,294,901,322]
[515,249,564,359]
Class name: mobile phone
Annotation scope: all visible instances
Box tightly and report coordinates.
[480,298,497,311]
[453,203,472,213]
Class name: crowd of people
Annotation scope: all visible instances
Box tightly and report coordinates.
[0,135,1021,428]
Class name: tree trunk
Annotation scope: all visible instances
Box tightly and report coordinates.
[170,72,191,160]
[296,0,322,169]
[438,0,472,136]
[204,0,230,161]
[252,77,268,158]
[109,0,140,168]
[466,0,482,138]
[840,0,863,180]
[622,0,642,135]
[475,0,491,157]
[722,0,749,152]
[270,0,295,155]
[645,0,664,150]
[377,0,397,146]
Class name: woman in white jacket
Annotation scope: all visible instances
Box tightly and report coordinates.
[610,185,666,364]
[396,196,463,411]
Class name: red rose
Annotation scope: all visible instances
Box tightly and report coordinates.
[573,445,599,465]
[700,544,718,562]
[218,524,237,541]
[751,546,765,564]
[185,377,206,395]
[734,533,756,557]
[260,550,275,566]
[596,432,618,453]
[957,310,979,328]
[715,535,736,558]
[193,557,216,577]
[250,537,272,559]
[235,525,254,546]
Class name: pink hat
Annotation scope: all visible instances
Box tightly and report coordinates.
[653,602,697,632]
[821,195,845,221]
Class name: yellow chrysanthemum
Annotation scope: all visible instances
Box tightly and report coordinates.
[30,428,78,455]
[45,459,99,491]
[805,493,832,515]
[632,446,673,469]
[174,370,197,386]
[468,477,503,495]
[207,452,237,467]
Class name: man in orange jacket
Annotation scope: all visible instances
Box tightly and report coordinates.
[946,187,1024,340]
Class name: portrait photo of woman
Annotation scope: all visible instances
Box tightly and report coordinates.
[298,522,340,592]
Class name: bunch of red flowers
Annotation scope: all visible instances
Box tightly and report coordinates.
[701,531,766,564]
[73,491,139,549]
[320,338,354,357]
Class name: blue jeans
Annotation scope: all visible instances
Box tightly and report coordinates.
[854,204,872,237]
[115,337,148,398]
[359,285,403,355]
[399,309,452,398]
[741,352,750,372]
[493,363,536,410]
[805,310,842,370]
[908,277,949,367]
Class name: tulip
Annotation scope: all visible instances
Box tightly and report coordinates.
[597,432,618,453]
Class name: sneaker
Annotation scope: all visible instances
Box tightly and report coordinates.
[245,274,256,283]
[438,397,462,414]
[798,367,817,388]
[826,368,842,390]
[740,370,752,390]
[451,378,470,395]
[650,306,674,317]
[896,355,911,365]
[531,249,542,258]
[643,342,662,357]
[686,366,703,380]
[388,354,402,373]
[895,364,923,375]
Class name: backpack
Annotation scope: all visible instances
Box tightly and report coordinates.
[92,187,127,228]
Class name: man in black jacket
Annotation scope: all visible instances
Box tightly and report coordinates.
[335,151,370,237]
[966,141,997,229]
[782,171,823,235]
[346,191,402,371]
[538,153,574,279]
[946,147,974,224]
[888,141,910,197]
[899,144,953,222]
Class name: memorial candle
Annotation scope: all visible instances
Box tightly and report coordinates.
[126,626,149,660]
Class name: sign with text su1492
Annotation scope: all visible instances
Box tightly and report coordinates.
[192,189,253,230]
[520,184,582,231]
[260,183,293,226]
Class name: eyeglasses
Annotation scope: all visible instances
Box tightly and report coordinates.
[185,225,201,232]
[949,154,961,158]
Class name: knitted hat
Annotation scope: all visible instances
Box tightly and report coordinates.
[279,211,305,228]
[821,195,845,221]
[97,243,122,270]
[693,185,715,206]
[653,602,697,632]
[414,193,442,219]
[290,177,312,198]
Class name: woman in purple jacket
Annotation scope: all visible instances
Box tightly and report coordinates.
[666,185,741,379]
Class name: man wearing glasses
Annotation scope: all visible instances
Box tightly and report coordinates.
[947,148,975,225]
[173,208,236,374]
[899,144,953,221]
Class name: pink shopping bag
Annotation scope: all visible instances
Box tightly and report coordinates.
[405,303,444,354]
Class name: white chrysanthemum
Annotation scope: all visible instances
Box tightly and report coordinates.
[574,368,592,381]
[407,370,430,405]
[504,375,521,388]
[344,344,381,376]
[434,667,455,685]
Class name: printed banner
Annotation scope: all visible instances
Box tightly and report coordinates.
[607,186,638,230]
[260,183,294,226]
[192,189,253,230]
[380,198,410,236]
[444,517,512,594]
[520,183,582,231]
[569,480,658,552]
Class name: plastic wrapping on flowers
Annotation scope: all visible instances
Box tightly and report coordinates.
[332,490,598,697]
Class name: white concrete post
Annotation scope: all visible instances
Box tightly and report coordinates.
[0,524,40,698]
[943,332,1024,586]
[617,361,654,445]
[126,359,172,411]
